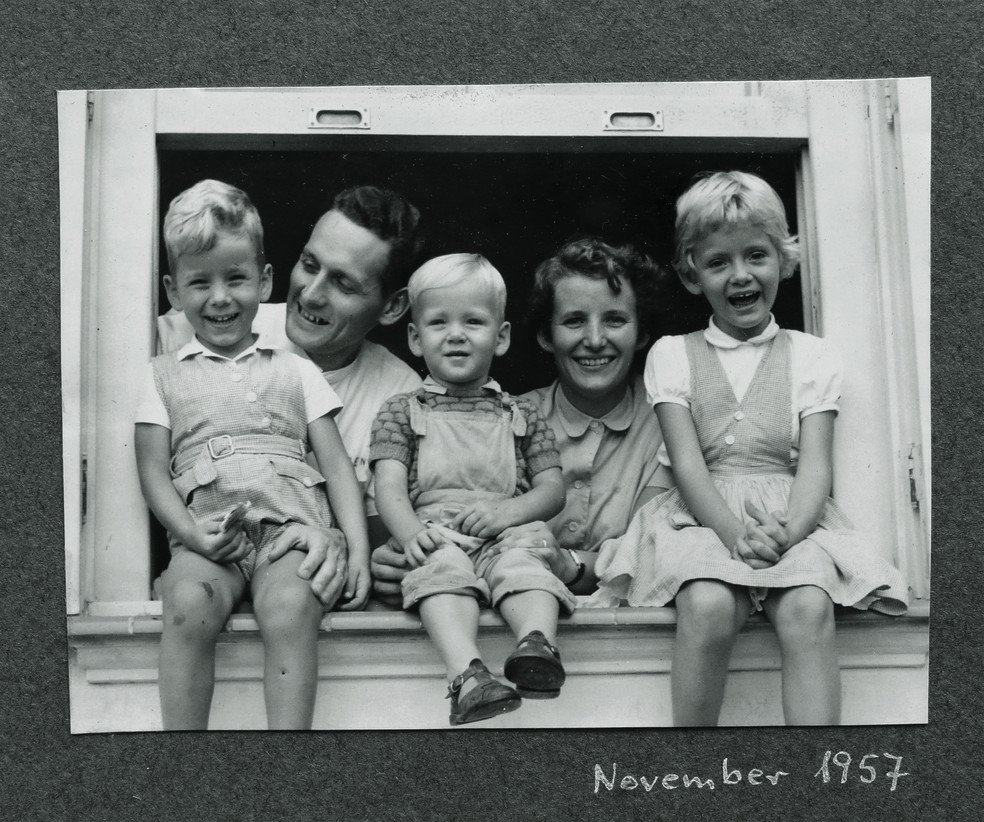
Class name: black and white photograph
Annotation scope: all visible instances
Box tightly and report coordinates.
[60,79,930,734]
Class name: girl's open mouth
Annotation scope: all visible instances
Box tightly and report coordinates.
[575,356,615,368]
[728,291,760,309]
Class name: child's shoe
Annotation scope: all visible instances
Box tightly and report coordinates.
[447,659,522,726]
[504,630,566,699]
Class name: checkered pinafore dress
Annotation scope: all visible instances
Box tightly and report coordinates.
[154,348,335,580]
[594,330,909,615]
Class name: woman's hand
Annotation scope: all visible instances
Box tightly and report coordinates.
[492,521,567,578]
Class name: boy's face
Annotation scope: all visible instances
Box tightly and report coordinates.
[285,210,408,372]
[682,223,783,341]
[408,278,510,394]
[164,232,272,358]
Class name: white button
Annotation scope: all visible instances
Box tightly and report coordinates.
[302,477,314,487]
[568,521,579,532]
[245,391,258,402]
[230,372,243,383]
[573,480,584,489]
[734,410,744,421]
[725,434,736,445]
[589,421,601,431]
[261,417,272,428]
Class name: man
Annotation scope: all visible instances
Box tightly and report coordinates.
[159,185,425,606]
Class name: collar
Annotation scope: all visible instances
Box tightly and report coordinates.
[421,375,502,396]
[554,380,636,437]
[177,332,280,362]
[703,315,779,349]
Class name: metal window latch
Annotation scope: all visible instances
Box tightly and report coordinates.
[81,456,88,523]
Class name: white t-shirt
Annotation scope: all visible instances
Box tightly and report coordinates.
[157,304,423,513]
[644,316,842,467]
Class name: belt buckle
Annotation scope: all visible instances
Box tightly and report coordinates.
[207,435,236,460]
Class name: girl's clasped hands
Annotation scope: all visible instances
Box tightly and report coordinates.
[733,501,789,570]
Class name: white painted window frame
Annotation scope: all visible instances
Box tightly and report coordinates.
[59,80,931,617]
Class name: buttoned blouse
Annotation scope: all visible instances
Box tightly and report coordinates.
[644,316,842,467]
[524,375,668,554]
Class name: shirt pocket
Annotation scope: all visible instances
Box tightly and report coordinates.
[269,457,327,490]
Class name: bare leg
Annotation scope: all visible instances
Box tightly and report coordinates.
[763,585,841,725]
[671,580,749,726]
[419,592,483,689]
[158,551,244,729]
[498,590,560,644]
[252,549,324,730]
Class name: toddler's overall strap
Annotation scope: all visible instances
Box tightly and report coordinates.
[409,392,429,436]
[501,392,528,437]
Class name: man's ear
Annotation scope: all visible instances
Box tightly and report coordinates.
[536,328,554,353]
[163,274,183,311]
[494,321,511,357]
[407,322,424,358]
[259,264,274,302]
[377,287,410,327]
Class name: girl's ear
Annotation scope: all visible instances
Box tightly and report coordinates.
[378,287,410,327]
[259,264,274,302]
[163,274,183,311]
[634,330,651,352]
[536,328,554,353]
[407,322,424,358]
[678,269,702,296]
[494,321,511,357]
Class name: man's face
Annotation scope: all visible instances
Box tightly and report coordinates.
[285,210,395,371]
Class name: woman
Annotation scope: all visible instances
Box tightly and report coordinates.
[371,237,669,598]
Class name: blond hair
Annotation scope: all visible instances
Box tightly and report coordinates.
[163,179,264,272]
[407,253,507,319]
[673,171,800,280]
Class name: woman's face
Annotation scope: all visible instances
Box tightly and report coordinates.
[539,273,648,417]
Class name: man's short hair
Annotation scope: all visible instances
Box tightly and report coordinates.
[330,186,425,296]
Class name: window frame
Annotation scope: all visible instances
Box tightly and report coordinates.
[60,80,931,616]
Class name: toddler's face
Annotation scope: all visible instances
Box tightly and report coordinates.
[408,279,510,394]
[684,223,782,341]
[165,232,272,358]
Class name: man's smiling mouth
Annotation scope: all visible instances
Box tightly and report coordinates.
[297,304,330,326]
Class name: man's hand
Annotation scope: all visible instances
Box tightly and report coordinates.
[268,524,348,609]
[371,537,410,605]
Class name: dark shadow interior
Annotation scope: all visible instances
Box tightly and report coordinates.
[153,145,803,581]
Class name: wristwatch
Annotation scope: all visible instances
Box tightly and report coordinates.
[565,548,586,588]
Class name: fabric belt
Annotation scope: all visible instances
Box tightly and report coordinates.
[170,433,307,477]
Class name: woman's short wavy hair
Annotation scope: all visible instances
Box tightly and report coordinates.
[527,237,662,337]
[673,171,800,281]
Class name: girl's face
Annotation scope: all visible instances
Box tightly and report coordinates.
[683,223,783,341]
[539,273,648,417]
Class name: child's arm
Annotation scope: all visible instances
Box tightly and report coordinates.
[781,410,835,546]
[134,422,252,563]
[656,403,782,567]
[307,414,372,610]
[373,459,446,567]
[451,467,566,540]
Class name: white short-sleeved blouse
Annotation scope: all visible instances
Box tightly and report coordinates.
[644,316,842,467]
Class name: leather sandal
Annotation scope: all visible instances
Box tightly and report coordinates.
[503,630,566,700]
[447,659,522,726]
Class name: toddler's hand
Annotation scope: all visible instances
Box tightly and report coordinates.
[337,563,371,611]
[404,527,445,568]
[451,501,509,539]
[190,514,253,564]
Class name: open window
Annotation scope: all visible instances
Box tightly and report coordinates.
[60,81,930,730]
